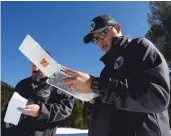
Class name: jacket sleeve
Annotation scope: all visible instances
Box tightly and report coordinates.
[36,88,74,125]
[95,38,170,113]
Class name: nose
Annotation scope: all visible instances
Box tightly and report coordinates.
[97,40,103,46]
[35,67,39,70]
[98,40,106,47]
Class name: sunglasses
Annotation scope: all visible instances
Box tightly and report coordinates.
[92,26,114,44]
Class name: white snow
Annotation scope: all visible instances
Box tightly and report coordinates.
[56,128,171,136]
[57,128,88,135]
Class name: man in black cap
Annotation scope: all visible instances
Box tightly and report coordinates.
[61,15,170,136]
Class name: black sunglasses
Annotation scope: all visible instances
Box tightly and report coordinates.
[92,26,114,44]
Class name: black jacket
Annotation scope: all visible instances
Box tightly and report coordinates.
[2,77,74,136]
[89,36,170,136]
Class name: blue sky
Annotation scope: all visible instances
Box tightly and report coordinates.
[2,1,150,87]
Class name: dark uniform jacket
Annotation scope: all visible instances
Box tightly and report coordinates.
[2,77,74,136]
[88,36,170,136]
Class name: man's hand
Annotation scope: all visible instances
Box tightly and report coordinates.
[18,104,40,117]
[89,99,95,104]
[61,67,94,94]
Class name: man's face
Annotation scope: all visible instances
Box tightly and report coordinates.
[92,24,120,53]
[30,63,46,81]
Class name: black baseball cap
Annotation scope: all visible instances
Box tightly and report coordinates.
[83,15,118,44]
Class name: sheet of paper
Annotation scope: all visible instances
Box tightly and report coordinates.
[46,70,99,101]
[19,35,99,101]
[4,92,28,125]
[19,35,62,77]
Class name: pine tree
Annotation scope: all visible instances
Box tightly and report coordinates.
[146,2,171,62]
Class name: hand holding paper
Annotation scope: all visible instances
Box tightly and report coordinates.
[4,92,28,125]
[18,104,40,117]
[60,68,94,94]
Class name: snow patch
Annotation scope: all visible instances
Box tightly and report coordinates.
[57,128,88,134]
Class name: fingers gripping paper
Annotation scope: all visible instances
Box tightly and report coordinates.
[19,35,99,101]
[4,92,28,125]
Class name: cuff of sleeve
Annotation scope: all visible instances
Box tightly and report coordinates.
[91,77,101,94]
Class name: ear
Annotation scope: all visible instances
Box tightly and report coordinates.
[114,24,121,34]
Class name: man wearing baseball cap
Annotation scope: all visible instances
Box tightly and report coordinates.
[61,15,170,136]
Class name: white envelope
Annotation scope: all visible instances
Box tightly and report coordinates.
[4,92,28,125]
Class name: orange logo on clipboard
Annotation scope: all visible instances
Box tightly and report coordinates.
[40,58,49,68]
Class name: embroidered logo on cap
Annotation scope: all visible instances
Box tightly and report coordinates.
[90,21,95,31]
[114,56,124,69]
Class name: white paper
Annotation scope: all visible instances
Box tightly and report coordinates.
[4,92,28,125]
[46,70,99,101]
[19,34,99,101]
[19,35,62,77]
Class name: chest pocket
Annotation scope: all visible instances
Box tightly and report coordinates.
[100,58,128,91]
[111,48,130,80]
[112,57,127,80]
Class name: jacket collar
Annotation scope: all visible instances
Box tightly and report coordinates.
[100,36,131,65]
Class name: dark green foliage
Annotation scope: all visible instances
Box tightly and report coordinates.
[146,2,171,62]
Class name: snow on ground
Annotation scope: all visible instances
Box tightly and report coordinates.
[56,128,88,136]
[56,128,171,136]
